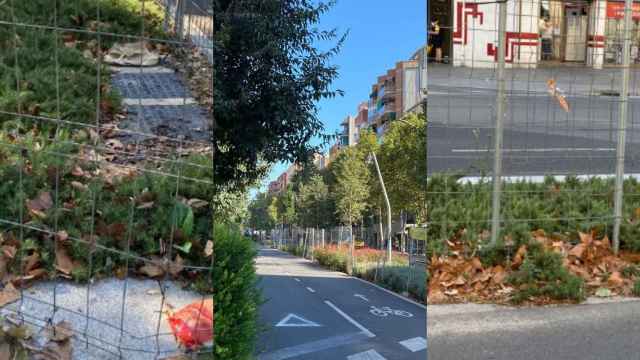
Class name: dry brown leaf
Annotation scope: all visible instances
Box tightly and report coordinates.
[579,232,593,245]
[55,245,76,275]
[204,240,213,257]
[492,266,507,284]
[23,252,40,273]
[46,321,74,342]
[139,258,164,278]
[56,231,69,243]
[2,245,16,260]
[569,243,586,259]
[27,192,53,212]
[0,282,20,307]
[512,245,527,268]
[71,165,84,177]
[169,255,184,277]
[32,339,72,360]
[608,271,624,287]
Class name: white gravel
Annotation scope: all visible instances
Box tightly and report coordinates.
[0,278,209,359]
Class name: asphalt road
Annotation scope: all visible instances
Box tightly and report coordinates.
[428,88,640,176]
[428,299,640,360]
[255,247,426,360]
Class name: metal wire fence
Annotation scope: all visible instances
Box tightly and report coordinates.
[0,0,213,358]
[266,224,427,304]
[426,0,640,259]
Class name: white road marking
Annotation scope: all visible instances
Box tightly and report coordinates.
[452,147,615,153]
[294,278,300,282]
[306,287,315,293]
[258,332,370,360]
[275,314,321,327]
[111,66,175,74]
[324,300,375,338]
[350,277,427,310]
[122,98,197,106]
[399,337,427,352]
[347,349,387,360]
[354,294,370,302]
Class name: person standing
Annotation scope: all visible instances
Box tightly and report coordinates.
[429,19,443,63]
[539,16,553,61]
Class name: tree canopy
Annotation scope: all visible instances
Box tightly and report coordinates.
[213,0,345,189]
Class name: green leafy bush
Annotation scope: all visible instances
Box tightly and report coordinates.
[213,224,261,360]
[364,266,426,303]
[508,242,585,304]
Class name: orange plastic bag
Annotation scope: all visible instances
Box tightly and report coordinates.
[167,298,214,350]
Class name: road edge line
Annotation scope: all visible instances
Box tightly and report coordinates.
[349,276,427,310]
[268,247,427,310]
[324,300,375,338]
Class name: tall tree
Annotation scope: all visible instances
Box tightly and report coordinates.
[297,174,335,228]
[332,147,370,273]
[378,113,427,222]
[213,0,346,189]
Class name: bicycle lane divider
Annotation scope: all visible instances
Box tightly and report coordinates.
[256,248,374,360]
[302,273,427,358]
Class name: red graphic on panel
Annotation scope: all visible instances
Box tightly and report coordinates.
[452,3,484,45]
[486,32,539,63]
[587,35,606,48]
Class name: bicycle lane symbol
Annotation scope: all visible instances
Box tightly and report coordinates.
[368,305,413,318]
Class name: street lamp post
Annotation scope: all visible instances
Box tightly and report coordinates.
[369,152,392,263]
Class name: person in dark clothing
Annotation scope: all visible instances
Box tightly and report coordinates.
[429,19,443,63]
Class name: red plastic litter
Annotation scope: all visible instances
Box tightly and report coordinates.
[167,298,214,350]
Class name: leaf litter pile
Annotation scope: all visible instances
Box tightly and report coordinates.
[0,2,215,358]
[428,230,640,305]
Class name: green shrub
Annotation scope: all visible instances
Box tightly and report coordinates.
[633,280,640,297]
[365,265,426,303]
[213,224,261,360]
[508,242,585,304]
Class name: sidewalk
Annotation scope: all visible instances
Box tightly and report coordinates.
[428,299,640,360]
[428,63,640,96]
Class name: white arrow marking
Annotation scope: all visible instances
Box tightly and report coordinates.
[275,313,321,327]
[354,294,369,302]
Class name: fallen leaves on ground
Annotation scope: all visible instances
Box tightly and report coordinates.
[428,229,640,305]
[0,283,20,307]
[427,239,513,304]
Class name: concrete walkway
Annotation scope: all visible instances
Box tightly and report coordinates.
[428,298,640,360]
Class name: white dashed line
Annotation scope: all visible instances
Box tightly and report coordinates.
[324,300,375,338]
[111,66,175,74]
[122,98,197,106]
[399,337,427,352]
[294,278,300,282]
[306,287,315,293]
[347,349,387,360]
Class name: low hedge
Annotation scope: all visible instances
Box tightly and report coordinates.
[213,224,261,360]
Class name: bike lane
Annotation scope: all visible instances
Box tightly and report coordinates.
[301,272,427,359]
[256,248,426,360]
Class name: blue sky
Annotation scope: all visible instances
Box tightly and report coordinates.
[256,0,426,193]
